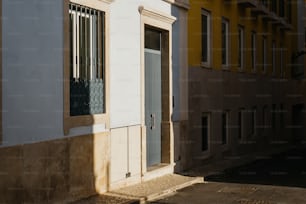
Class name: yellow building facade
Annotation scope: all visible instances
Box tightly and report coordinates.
[189,0,297,76]
[184,0,305,170]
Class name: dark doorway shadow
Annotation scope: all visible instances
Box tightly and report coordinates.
[205,148,306,188]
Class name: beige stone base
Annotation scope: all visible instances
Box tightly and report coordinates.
[0,132,110,203]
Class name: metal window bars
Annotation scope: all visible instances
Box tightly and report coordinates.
[69,3,105,116]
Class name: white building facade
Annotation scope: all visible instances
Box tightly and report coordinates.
[0,0,189,202]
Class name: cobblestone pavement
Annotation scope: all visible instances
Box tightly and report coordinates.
[151,148,306,204]
[70,195,139,204]
[151,182,306,204]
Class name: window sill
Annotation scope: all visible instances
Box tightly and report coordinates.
[194,151,211,160]
[221,65,230,71]
[221,143,229,151]
[237,67,244,73]
[200,62,212,69]
[64,113,109,135]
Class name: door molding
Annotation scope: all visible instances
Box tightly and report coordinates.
[139,6,176,175]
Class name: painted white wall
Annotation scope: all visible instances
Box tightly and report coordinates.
[2,0,64,146]
[109,0,171,128]
[2,0,173,146]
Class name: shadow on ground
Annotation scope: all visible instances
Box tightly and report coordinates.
[205,148,306,188]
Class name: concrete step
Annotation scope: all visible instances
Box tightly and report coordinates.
[105,174,203,203]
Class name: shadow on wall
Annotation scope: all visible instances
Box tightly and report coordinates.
[0,130,111,203]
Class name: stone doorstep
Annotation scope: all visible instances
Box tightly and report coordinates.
[104,174,204,203]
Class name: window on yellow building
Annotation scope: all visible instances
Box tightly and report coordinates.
[271,0,277,13]
[238,108,244,140]
[238,26,244,70]
[279,0,285,17]
[272,41,276,75]
[262,36,267,73]
[221,18,229,66]
[287,0,292,23]
[251,106,257,136]
[261,0,268,7]
[280,104,284,128]
[280,45,284,78]
[272,104,276,130]
[201,9,211,66]
[201,113,210,152]
[222,111,229,145]
[251,32,256,71]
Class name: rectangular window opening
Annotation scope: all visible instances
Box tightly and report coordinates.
[280,45,284,78]
[238,26,244,70]
[272,104,276,129]
[272,41,276,75]
[222,18,229,66]
[201,9,210,66]
[238,109,244,140]
[262,36,267,73]
[280,104,284,129]
[222,111,229,145]
[251,32,256,71]
[201,114,210,152]
[69,3,106,116]
[251,107,257,136]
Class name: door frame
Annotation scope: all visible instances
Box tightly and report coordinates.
[139,6,176,175]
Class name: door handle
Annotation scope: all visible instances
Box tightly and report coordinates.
[151,114,155,129]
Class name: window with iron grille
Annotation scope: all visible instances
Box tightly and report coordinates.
[69,3,105,116]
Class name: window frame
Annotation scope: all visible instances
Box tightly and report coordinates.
[63,0,112,135]
[201,9,211,67]
[221,18,229,68]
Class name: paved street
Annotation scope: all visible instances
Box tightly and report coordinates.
[151,148,306,204]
